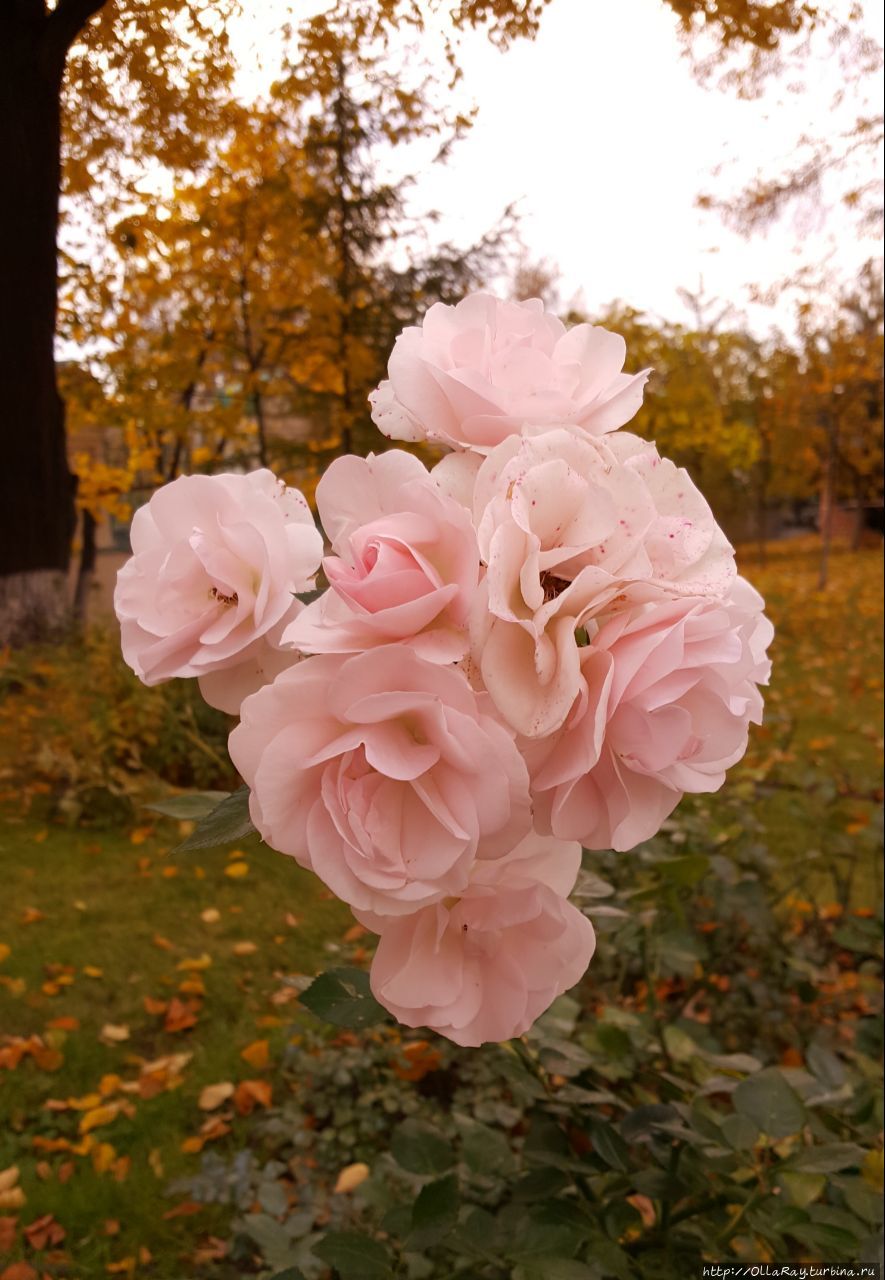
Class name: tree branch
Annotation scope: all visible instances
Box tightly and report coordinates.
[44,0,108,62]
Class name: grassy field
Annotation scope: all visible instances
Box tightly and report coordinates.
[0,537,882,1277]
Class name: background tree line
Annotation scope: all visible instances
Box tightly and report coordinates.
[1,0,881,642]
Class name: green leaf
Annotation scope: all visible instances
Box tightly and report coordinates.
[776,1170,827,1208]
[840,1176,885,1224]
[458,1117,517,1177]
[258,1180,290,1217]
[795,1222,862,1255]
[242,1214,302,1270]
[720,1112,760,1151]
[596,1024,632,1058]
[663,1024,702,1063]
[657,854,710,886]
[299,967,388,1030]
[786,1143,865,1173]
[572,869,616,899]
[295,588,324,606]
[513,1260,599,1280]
[174,785,257,852]
[523,1114,575,1169]
[733,1068,808,1139]
[506,1200,588,1260]
[806,1042,846,1089]
[589,1120,630,1172]
[313,1232,393,1279]
[145,790,231,820]
[390,1119,455,1175]
[512,1169,572,1202]
[407,1173,459,1249]
[620,1104,680,1144]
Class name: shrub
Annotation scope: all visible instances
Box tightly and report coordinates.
[0,629,236,823]
[170,802,884,1278]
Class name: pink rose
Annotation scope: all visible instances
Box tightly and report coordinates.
[370,293,649,452]
[115,470,322,686]
[228,646,532,916]
[196,620,301,715]
[360,833,595,1046]
[466,429,736,739]
[284,451,479,664]
[527,580,773,852]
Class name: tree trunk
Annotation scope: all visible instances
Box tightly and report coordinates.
[0,9,78,646]
[73,508,98,626]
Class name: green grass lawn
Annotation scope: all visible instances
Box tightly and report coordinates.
[0,537,882,1278]
[0,818,350,1277]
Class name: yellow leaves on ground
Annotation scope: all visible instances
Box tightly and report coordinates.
[198,1081,235,1111]
[163,998,200,1033]
[0,1165,25,1211]
[79,1103,123,1135]
[176,952,212,971]
[0,1036,63,1072]
[106,1257,138,1276]
[180,1115,230,1155]
[240,1039,269,1069]
[23,1212,65,1249]
[232,940,257,956]
[334,1162,370,1194]
[99,1024,130,1045]
[234,1079,272,1114]
[200,907,221,924]
[0,943,10,963]
[224,860,249,878]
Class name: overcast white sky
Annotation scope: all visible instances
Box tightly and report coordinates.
[233,0,885,334]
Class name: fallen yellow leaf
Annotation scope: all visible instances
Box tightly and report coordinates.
[100,1024,130,1044]
[225,861,249,878]
[0,1165,20,1192]
[0,943,10,963]
[176,953,212,972]
[334,1162,370,1194]
[67,1092,102,1111]
[80,1103,120,1135]
[198,1082,235,1111]
[0,1186,26,1210]
[92,1142,117,1173]
[83,965,103,978]
[106,1257,136,1275]
[232,941,257,956]
[240,1039,270,1069]
[200,908,221,924]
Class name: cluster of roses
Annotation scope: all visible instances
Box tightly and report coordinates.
[115,293,772,1047]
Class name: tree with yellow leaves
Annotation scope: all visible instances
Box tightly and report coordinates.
[0,0,828,645]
